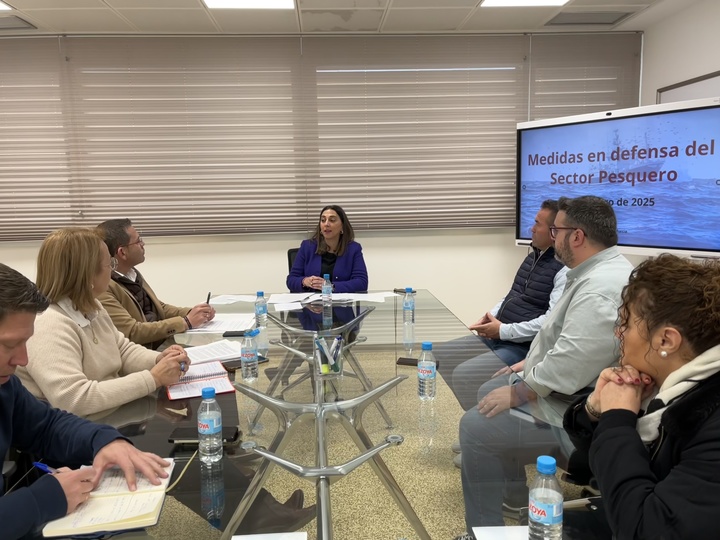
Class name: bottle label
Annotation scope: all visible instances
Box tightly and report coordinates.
[198,416,222,435]
[528,498,563,526]
[241,350,258,363]
[417,363,436,379]
[255,304,267,316]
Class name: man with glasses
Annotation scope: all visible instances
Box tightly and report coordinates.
[95,219,214,349]
[455,196,633,539]
[450,199,568,410]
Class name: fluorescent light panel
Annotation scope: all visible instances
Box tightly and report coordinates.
[204,0,294,8]
[0,1,12,11]
[481,0,569,6]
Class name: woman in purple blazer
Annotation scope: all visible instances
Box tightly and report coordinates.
[287,205,369,293]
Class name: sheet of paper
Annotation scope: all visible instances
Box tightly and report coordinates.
[273,302,303,312]
[90,459,175,496]
[268,293,312,304]
[185,339,243,364]
[473,526,528,539]
[167,376,235,400]
[186,313,255,333]
[209,294,257,305]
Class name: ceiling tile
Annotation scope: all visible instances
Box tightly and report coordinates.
[299,0,388,8]
[7,0,105,7]
[23,8,136,32]
[568,0,650,5]
[213,9,299,33]
[392,0,478,7]
[382,8,471,31]
[463,6,556,30]
[106,0,204,8]
[117,8,218,32]
[301,9,383,31]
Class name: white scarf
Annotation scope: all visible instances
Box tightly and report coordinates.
[637,344,720,444]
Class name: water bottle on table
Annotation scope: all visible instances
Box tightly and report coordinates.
[417,341,436,401]
[403,287,415,356]
[198,387,223,464]
[241,328,260,382]
[322,274,333,328]
[529,455,563,540]
[254,291,269,358]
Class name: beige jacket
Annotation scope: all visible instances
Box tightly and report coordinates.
[98,272,190,347]
[17,300,159,417]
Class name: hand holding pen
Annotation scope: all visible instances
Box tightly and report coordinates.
[152,348,191,387]
[34,462,95,514]
[186,293,216,329]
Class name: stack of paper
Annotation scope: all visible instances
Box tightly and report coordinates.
[186,313,255,333]
[185,339,243,365]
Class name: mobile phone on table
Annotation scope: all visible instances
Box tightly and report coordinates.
[168,426,240,446]
[393,288,417,294]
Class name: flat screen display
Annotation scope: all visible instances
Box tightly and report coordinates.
[516,97,720,256]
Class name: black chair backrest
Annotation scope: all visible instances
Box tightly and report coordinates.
[287,248,300,273]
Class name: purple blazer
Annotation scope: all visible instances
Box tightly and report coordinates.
[286,239,369,293]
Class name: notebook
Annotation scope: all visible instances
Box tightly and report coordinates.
[166,360,235,400]
[43,459,175,537]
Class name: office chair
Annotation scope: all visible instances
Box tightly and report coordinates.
[287,247,299,272]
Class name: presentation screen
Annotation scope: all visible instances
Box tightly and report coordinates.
[516,97,720,256]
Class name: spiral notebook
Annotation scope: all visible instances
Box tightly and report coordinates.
[166,361,235,400]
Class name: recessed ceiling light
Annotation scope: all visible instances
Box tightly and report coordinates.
[0,1,12,11]
[204,0,294,8]
[481,0,570,6]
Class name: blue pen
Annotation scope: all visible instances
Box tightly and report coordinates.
[180,361,186,373]
[33,462,58,474]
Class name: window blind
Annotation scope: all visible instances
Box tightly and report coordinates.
[0,34,641,241]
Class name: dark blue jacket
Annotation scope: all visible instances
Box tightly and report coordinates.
[497,247,564,325]
[286,239,369,293]
[0,376,124,539]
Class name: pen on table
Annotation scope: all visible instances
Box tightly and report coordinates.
[206,291,211,304]
[33,462,58,474]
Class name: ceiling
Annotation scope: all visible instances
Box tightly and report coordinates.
[0,0,700,36]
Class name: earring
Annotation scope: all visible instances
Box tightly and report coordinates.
[660,350,668,358]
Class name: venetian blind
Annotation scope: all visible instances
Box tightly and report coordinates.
[0,34,641,241]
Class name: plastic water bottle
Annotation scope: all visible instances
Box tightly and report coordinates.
[322,274,333,328]
[254,291,269,358]
[241,328,259,382]
[528,455,563,540]
[200,460,225,528]
[198,387,223,463]
[417,341,436,401]
[403,287,415,356]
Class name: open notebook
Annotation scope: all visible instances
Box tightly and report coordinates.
[43,459,175,537]
[166,360,235,400]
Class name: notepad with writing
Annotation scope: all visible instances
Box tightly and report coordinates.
[42,459,175,537]
[166,360,235,400]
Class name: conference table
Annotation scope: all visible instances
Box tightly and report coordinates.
[67,290,602,540]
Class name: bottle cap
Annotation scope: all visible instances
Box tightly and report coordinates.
[536,455,556,475]
[201,387,216,399]
[405,287,412,293]
[248,328,260,337]
[323,274,330,279]
[421,341,432,351]
[256,291,264,297]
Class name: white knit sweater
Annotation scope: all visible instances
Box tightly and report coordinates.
[17,300,159,417]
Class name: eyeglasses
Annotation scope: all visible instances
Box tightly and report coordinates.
[123,234,144,247]
[549,226,578,239]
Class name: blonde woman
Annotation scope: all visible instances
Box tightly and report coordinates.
[17,228,189,416]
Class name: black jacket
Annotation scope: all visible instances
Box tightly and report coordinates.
[563,370,720,540]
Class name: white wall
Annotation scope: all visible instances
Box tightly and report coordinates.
[0,228,530,327]
[641,0,720,106]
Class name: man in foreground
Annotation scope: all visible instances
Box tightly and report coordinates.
[0,263,170,539]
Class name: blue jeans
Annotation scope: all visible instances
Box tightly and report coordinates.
[479,336,530,367]
[459,376,573,530]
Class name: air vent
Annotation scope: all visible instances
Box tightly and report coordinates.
[546,11,631,26]
[0,15,36,31]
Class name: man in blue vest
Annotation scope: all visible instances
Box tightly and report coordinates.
[451,199,568,407]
